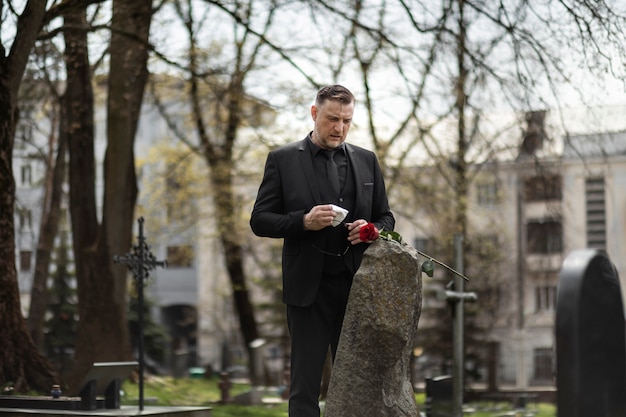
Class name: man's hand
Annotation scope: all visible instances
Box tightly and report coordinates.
[346,219,372,244]
[303,205,337,231]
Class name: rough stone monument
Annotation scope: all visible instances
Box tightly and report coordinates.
[556,248,626,417]
[324,239,422,417]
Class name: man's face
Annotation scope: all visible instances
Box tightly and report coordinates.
[311,99,354,150]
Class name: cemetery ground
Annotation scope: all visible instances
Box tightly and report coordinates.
[119,376,556,417]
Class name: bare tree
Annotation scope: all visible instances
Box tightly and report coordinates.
[0,0,57,393]
[148,0,292,370]
[64,0,153,390]
[298,0,625,199]
[23,43,67,351]
[282,0,625,375]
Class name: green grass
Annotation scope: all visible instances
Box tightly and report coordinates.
[121,376,288,417]
[121,376,555,417]
[210,404,288,417]
[463,402,556,417]
[122,375,249,405]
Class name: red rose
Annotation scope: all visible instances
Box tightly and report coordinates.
[359,223,379,242]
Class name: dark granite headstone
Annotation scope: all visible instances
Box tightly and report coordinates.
[556,249,626,417]
[424,375,453,417]
[76,361,138,409]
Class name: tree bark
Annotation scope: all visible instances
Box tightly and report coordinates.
[27,111,66,350]
[63,4,111,390]
[66,0,152,390]
[217,85,260,353]
[102,0,151,311]
[0,0,56,393]
[454,0,468,241]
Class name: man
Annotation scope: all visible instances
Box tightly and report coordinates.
[250,84,395,417]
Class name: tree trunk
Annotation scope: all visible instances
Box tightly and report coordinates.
[27,113,66,350]
[0,0,56,393]
[66,0,152,390]
[185,15,260,368]
[102,0,151,311]
[219,214,260,349]
[213,168,259,372]
[63,4,116,390]
[454,0,469,241]
[209,88,260,367]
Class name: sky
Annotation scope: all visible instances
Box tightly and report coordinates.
[3,0,625,161]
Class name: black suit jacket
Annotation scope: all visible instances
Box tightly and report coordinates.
[250,136,395,307]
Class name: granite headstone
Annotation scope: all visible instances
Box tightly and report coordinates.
[324,239,422,417]
[556,249,626,417]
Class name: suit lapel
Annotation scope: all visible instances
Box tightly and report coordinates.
[345,144,364,214]
[298,138,323,203]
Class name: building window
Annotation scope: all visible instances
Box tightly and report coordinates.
[20,250,32,271]
[524,175,562,202]
[21,164,32,185]
[476,180,498,206]
[533,348,553,382]
[535,285,557,312]
[585,177,606,250]
[166,245,194,268]
[19,209,32,231]
[526,221,562,254]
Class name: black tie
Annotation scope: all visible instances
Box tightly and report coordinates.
[323,150,340,194]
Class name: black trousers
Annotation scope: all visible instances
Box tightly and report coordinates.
[286,270,353,417]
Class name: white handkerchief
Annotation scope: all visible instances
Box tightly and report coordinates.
[330,204,349,227]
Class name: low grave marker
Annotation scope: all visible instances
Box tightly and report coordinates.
[0,361,137,411]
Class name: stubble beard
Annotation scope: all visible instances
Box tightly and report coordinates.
[313,129,344,150]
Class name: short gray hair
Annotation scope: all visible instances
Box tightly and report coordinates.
[315,85,355,107]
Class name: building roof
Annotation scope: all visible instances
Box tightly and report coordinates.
[562,131,626,159]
